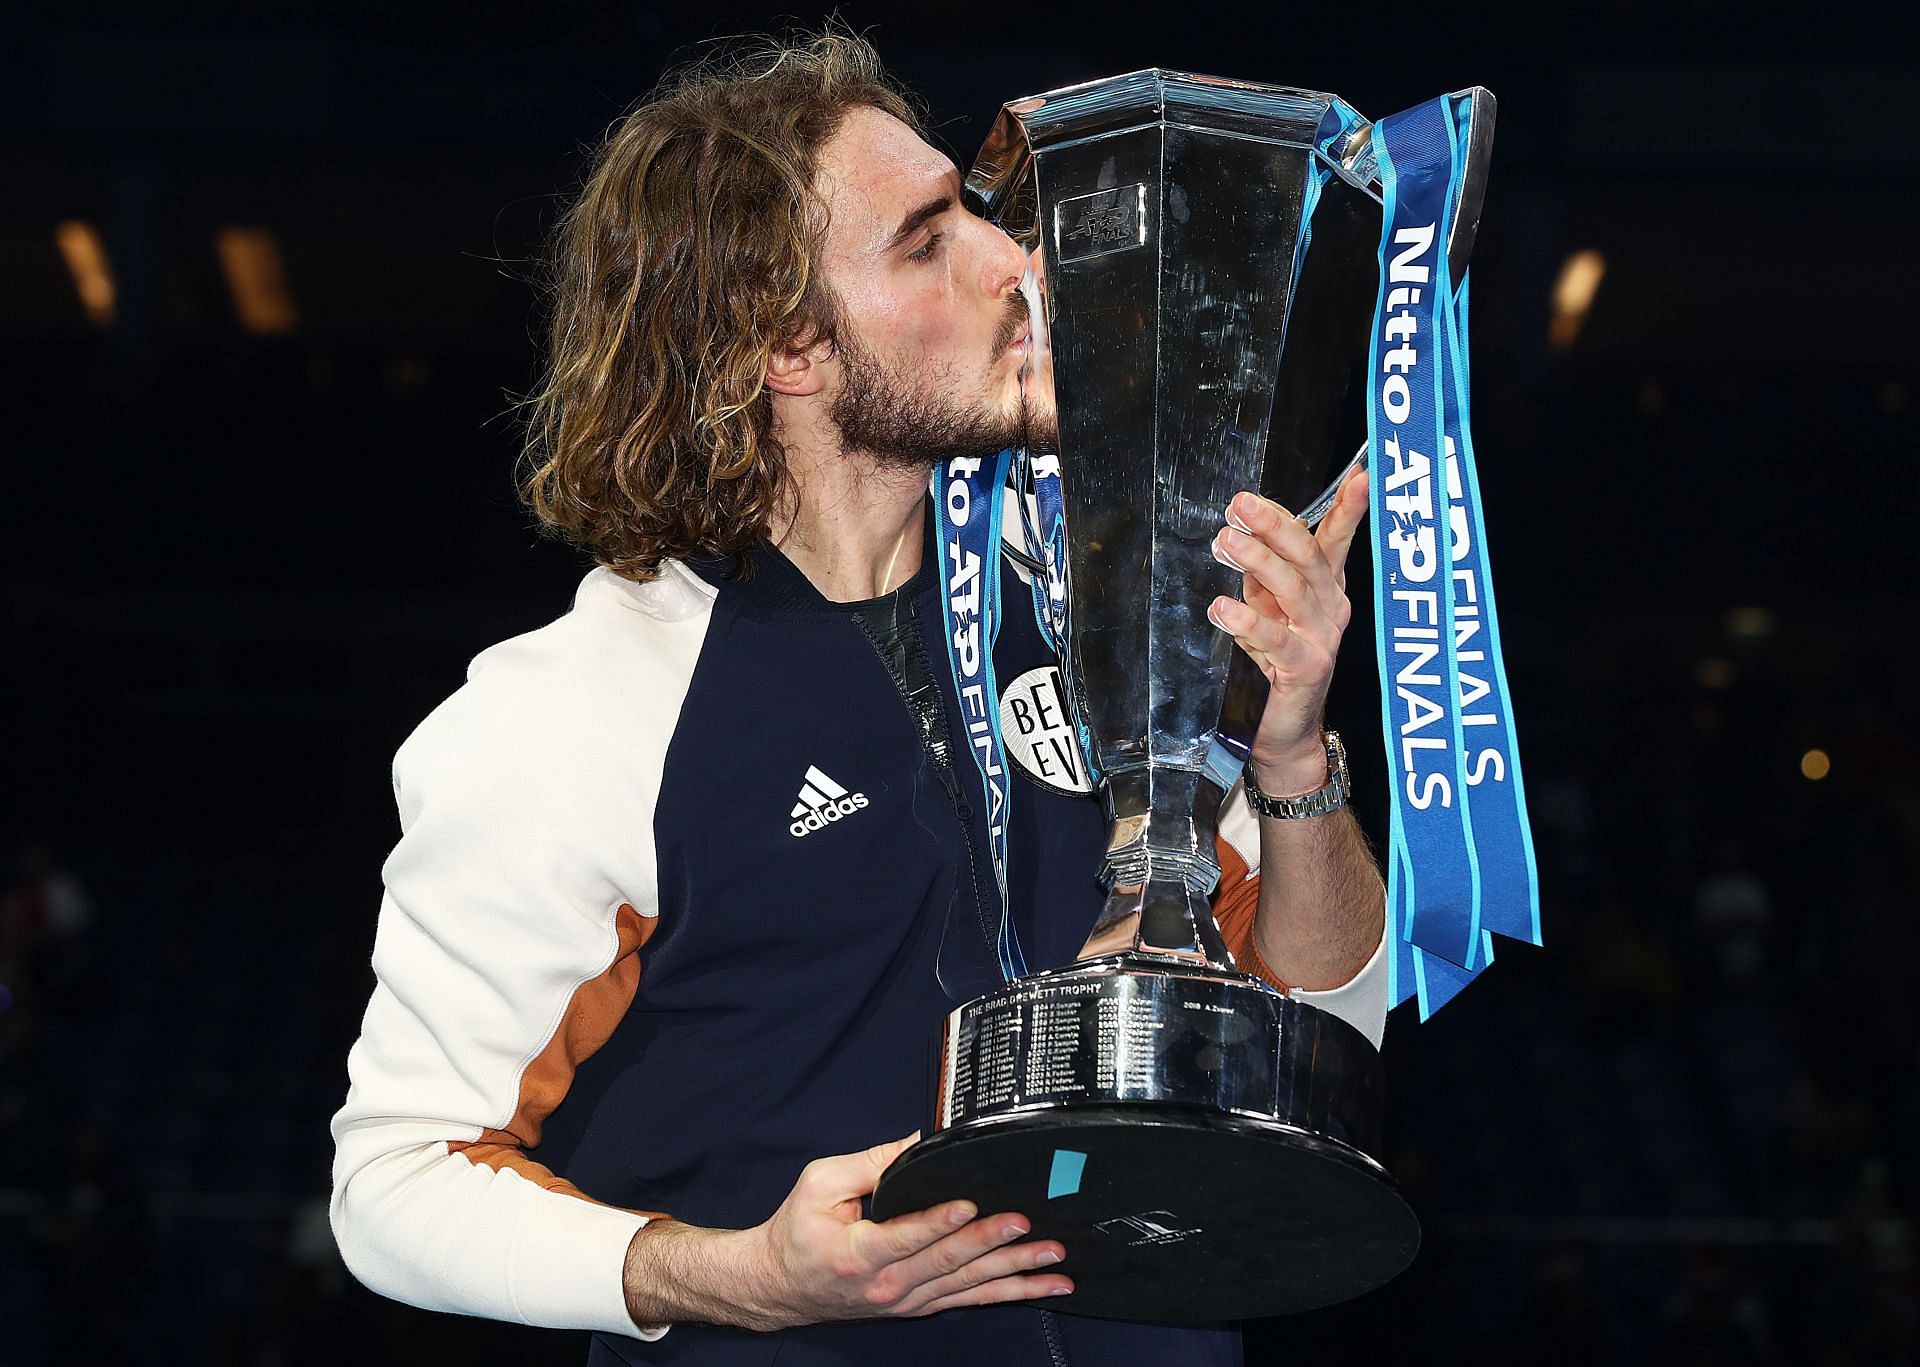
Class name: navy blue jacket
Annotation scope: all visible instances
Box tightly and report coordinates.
[550,512,1241,1364]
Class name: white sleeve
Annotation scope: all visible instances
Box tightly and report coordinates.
[1217,776,1390,1050]
[329,577,708,1340]
[1290,918,1389,1051]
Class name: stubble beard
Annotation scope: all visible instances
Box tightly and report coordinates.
[828,295,1055,471]
[1021,385,1059,457]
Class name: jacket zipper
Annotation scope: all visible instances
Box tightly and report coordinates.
[853,607,1001,963]
[1039,1308,1071,1367]
[856,610,1072,1367]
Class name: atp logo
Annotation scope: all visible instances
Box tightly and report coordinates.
[1054,184,1149,263]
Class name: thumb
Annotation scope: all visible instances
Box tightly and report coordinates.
[1320,468,1370,576]
[828,1132,920,1202]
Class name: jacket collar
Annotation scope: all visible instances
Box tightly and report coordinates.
[685,494,938,615]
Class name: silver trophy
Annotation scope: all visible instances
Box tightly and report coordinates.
[873,70,1493,1320]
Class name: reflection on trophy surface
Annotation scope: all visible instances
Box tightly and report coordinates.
[1014,248,1057,459]
[873,69,1495,1320]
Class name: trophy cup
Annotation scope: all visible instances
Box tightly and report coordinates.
[872,71,1494,1320]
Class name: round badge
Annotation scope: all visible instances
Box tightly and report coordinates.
[998,666,1094,796]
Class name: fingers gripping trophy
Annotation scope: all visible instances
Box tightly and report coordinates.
[872,71,1520,1322]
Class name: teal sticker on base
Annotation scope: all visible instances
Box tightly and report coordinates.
[1047,1149,1087,1199]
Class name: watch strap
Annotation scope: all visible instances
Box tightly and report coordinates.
[1244,731,1349,821]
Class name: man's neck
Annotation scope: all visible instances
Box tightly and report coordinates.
[772,446,929,604]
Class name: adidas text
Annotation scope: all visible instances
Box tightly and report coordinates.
[789,792,870,838]
[789,765,870,838]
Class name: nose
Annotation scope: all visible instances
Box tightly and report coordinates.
[980,221,1028,299]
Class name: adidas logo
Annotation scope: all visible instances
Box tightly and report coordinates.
[788,765,870,838]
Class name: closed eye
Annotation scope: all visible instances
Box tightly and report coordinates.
[906,231,945,264]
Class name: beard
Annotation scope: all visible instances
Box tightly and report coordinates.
[1020,369,1059,457]
[828,293,1056,471]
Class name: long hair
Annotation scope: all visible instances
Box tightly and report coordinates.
[513,28,924,580]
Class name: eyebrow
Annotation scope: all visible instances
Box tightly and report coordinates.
[882,193,953,254]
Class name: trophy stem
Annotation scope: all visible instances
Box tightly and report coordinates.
[1095,767,1236,967]
[1113,874,1235,966]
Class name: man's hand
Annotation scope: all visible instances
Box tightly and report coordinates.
[1203,465,1387,996]
[622,1133,1070,1333]
[1207,467,1370,775]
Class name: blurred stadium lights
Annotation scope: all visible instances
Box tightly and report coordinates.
[54,220,116,328]
[1695,658,1734,689]
[1800,748,1831,781]
[1725,607,1775,638]
[215,227,299,335]
[1549,248,1606,350]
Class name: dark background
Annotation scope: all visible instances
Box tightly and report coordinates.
[4,3,1917,1363]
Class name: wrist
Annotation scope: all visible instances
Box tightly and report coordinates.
[1246,742,1329,801]
[624,1220,785,1334]
[726,1220,795,1332]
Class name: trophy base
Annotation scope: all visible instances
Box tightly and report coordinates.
[871,1103,1419,1321]
[871,954,1416,1319]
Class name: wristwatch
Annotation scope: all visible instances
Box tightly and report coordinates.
[1243,731,1349,820]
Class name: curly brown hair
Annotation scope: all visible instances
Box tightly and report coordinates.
[513,28,925,581]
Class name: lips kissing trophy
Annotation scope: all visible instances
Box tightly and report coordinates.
[872,70,1541,1321]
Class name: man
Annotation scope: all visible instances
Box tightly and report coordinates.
[329,28,1387,1366]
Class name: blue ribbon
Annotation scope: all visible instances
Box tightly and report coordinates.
[933,448,1027,981]
[1438,273,1543,958]
[1020,446,1071,654]
[1015,446,1101,788]
[1364,94,1541,1019]
[1368,95,1482,999]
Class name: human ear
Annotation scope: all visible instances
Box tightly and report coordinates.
[764,335,832,397]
